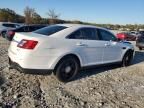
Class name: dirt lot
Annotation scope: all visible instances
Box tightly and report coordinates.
[0,37,144,108]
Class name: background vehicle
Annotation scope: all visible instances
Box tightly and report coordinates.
[8,24,134,82]
[6,25,46,41]
[129,31,141,38]
[0,22,21,38]
[136,35,144,50]
[139,30,144,36]
[130,31,139,35]
[116,32,137,41]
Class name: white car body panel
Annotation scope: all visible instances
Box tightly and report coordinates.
[8,24,134,72]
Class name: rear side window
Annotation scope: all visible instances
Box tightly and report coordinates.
[81,28,99,40]
[98,29,117,41]
[34,25,67,36]
[68,30,82,39]
[68,28,99,40]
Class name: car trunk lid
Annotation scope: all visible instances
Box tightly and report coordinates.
[9,32,44,55]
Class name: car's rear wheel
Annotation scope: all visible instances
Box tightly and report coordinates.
[122,51,133,67]
[55,56,80,82]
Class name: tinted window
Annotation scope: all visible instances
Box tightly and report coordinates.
[15,24,20,28]
[140,31,144,35]
[68,30,82,39]
[23,26,29,32]
[15,26,25,32]
[137,36,144,42]
[68,28,99,40]
[3,24,16,28]
[31,26,45,31]
[15,26,43,32]
[81,28,99,40]
[34,25,67,36]
[29,26,36,31]
[34,25,46,29]
[99,29,117,41]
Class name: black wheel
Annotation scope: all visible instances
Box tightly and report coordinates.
[55,56,80,82]
[122,51,133,67]
[139,47,142,50]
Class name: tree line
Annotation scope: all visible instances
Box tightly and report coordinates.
[0,7,144,31]
[0,7,63,24]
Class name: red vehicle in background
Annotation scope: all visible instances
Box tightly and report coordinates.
[116,32,137,41]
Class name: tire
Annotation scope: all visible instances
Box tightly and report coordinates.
[55,56,80,82]
[139,47,142,50]
[122,51,133,67]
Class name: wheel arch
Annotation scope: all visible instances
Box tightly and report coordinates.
[53,53,82,73]
[122,48,134,59]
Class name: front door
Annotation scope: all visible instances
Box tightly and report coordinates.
[98,29,122,63]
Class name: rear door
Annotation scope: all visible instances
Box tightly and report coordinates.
[98,29,123,63]
[68,28,104,66]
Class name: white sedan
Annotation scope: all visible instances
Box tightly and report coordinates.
[8,24,135,82]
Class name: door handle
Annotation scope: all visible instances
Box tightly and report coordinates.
[105,43,111,46]
[76,43,88,46]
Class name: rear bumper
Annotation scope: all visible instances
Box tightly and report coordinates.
[9,58,53,75]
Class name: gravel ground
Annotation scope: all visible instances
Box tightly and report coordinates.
[0,37,144,108]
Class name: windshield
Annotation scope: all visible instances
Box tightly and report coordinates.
[33,25,67,36]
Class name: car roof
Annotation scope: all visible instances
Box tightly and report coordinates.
[56,23,106,30]
[19,23,116,39]
[38,23,114,38]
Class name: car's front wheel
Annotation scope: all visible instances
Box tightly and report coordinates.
[55,56,80,82]
[122,51,133,67]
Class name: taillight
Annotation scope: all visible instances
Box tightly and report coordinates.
[8,31,15,36]
[17,39,38,49]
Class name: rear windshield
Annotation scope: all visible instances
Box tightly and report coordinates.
[33,25,67,36]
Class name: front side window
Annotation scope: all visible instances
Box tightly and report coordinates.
[99,29,117,41]
[34,25,67,36]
